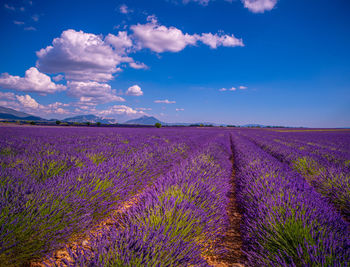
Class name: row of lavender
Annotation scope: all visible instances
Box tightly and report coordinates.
[0,127,217,265]
[62,133,233,266]
[231,132,349,266]
[241,129,350,218]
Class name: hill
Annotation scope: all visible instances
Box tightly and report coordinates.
[0,106,43,121]
[63,114,117,124]
[124,115,163,125]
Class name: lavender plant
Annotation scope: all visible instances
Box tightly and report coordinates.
[231,133,349,266]
[64,135,233,266]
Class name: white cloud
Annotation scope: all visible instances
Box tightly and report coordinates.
[67,81,125,104]
[239,85,247,89]
[46,102,70,114]
[52,74,64,82]
[119,4,131,14]
[131,16,243,53]
[105,31,133,54]
[175,0,277,13]
[126,85,143,96]
[36,29,133,82]
[176,108,184,111]
[0,91,16,100]
[136,107,152,111]
[129,62,148,69]
[16,94,40,109]
[199,33,244,48]
[0,67,66,94]
[183,0,210,6]
[14,21,25,25]
[154,99,176,104]
[4,4,15,11]
[98,105,144,116]
[131,16,198,53]
[220,87,238,92]
[24,26,37,31]
[241,0,277,13]
[1,93,71,115]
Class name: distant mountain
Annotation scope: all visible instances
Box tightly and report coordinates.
[241,124,267,128]
[63,114,117,124]
[0,106,43,121]
[124,115,163,125]
[124,115,222,126]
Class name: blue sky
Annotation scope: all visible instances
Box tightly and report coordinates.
[0,0,349,127]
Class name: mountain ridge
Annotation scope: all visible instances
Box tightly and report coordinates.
[0,106,43,121]
[63,114,117,124]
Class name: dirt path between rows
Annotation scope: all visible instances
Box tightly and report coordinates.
[30,193,142,267]
[206,159,246,267]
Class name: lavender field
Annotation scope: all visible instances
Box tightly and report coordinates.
[0,126,349,266]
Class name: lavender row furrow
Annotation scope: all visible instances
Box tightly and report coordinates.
[65,135,233,266]
[242,130,350,218]
[231,133,349,266]
[0,127,215,265]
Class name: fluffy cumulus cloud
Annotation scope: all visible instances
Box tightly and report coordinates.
[241,0,277,13]
[131,16,198,53]
[52,74,64,82]
[129,62,148,69]
[125,85,143,96]
[0,91,16,100]
[131,16,243,53]
[1,93,71,115]
[45,102,70,114]
[16,94,40,109]
[239,85,248,89]
[0,67,66,94]
[98,105,144,116]
[36,30,134,82]
[105,31,133,54]
[67,81,125,104]
[1,19,245,117]
[154,99,176,104]
[199,33,243,48]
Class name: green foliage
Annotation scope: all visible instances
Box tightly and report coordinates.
[0,192,78,265]
[88,153,107,165]
[96,122,101,126]
[292,157,321,179]
[56,120,61,125]
[30,121,36,125]
[260,215,318,265]
[155,122,162,128]
[28,160,72,182]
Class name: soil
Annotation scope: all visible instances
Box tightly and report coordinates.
[206,159,246,267]
[30,194,142,267]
